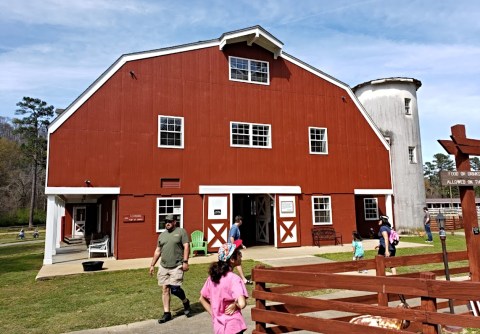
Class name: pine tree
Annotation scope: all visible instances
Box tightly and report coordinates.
[13,97,54,228]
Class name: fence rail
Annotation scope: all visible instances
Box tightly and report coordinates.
[252,250,480,333]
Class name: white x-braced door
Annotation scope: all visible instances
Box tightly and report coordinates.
[73,206,86,237]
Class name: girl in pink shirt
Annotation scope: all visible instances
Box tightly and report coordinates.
[199,241,248,334]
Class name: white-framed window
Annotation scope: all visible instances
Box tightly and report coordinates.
[364,198,379,220]
[229,56,269,85]
[312,196,332,225]
[408,146,417,163]
[309,127,328,154]
[158,115,184,148]
[230,122,271,148]
[405,98,411,115]
[156,197,183,232]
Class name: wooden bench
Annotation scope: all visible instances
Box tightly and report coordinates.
[311,226,343,247]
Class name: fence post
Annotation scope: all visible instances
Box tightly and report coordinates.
[375,255,388,306]
[253,265,267,333]
[420,272,438,334]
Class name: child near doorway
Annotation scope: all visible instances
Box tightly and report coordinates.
[352,231,368,273]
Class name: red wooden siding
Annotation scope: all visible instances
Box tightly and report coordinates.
[114,194,204,259]
[48,42,390,192]
[47,40,392,259]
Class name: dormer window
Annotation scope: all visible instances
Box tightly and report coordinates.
[229,56,269,85]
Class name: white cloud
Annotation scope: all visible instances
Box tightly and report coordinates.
[0,0,157,28]
[0,0,479,163]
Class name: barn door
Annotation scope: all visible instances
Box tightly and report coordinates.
[72,206,86,237]
[276,195,301,247]
[205,195,229,251]
[255,195,270,243]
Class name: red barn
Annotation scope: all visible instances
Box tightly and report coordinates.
[44,26,393,263]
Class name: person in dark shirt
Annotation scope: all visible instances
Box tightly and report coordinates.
[149,214,191,323]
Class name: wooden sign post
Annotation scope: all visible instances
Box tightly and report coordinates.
[438,124,480,281]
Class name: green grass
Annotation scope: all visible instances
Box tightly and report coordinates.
[0,227,45,244]
[0,242,259,334]
[318,234,468,274]
[0,235,473,334]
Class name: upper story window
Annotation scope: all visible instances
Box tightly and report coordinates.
[156,197,183,232]
[405,98,411,115]
[364,198,379,220]
[229,56,269,85]
[312,196,332,225]
[231,122,271,148]
[408,146,417,163]
[158,115,184,148]
[309,127,328,154]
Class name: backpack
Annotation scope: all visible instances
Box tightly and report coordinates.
[389,228,400,246]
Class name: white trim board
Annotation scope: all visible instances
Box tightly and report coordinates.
[199,185,301,195]
[354,189,393,195]
[45,187,121,195]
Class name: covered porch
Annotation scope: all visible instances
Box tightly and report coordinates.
[43,187,120,265]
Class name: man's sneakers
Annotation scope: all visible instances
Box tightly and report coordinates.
[158,300,191,324]
[183,299,192,317]
[158,312,172,324]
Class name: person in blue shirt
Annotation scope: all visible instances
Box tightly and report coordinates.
[352,231,367,273]
[229,215,251,284]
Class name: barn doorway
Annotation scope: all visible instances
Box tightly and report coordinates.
[232,194,274,247]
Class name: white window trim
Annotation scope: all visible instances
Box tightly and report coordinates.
[156,197,184,232]
[363,198,379,221]
[158,115,184,149]
[308,127,328,155]
[230,121,272,149]
[229,56,270,85]
[408,146,417,164]
[311,195,332,226]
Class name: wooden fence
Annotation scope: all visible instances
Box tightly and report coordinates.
[430,216,464,232]
[251,251,480,333]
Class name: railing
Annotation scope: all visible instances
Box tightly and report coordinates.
[251,251,480,333]
[427,207,480,215]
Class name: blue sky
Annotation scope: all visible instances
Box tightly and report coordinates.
[1,0,479,162]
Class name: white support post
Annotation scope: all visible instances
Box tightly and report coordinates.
[55,197,65,248]
[43,195,57,265]
[386,194,394,228]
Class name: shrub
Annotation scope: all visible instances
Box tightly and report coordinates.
[0,209,46,227]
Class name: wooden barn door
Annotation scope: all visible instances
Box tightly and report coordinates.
[276,195,301,248]
[255,195,270,244]
[205,195,230,251]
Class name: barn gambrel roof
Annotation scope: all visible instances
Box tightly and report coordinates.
[48,25,389,152]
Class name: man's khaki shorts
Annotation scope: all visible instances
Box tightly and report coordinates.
[157,265,184,286]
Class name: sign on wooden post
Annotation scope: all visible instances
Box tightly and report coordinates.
[440,171,480,186]
[438,124,480,281]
